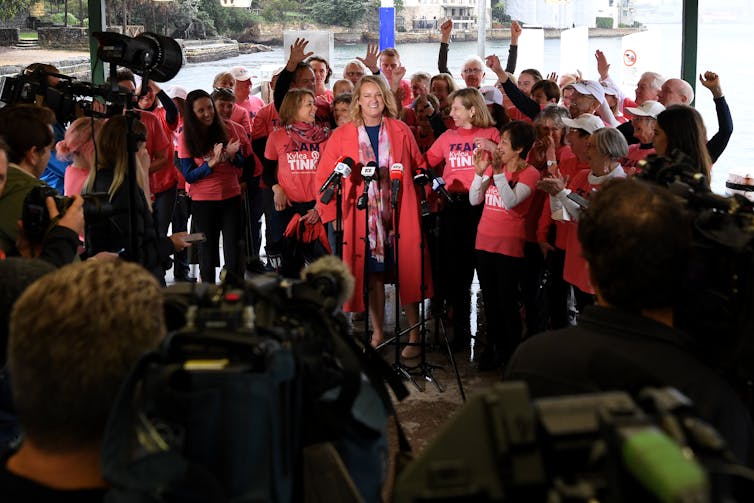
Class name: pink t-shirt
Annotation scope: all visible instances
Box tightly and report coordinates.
[236,96,265,118]
[140,109,176,195]
[425,126,501,193]
[623,143,654,175]
[562,170,599,294]
[251,103,281,140]
[230,103,252,136]
[64,165,89,196]
[475,166,540,257]
[177,126,244,201]
[265,128,327,203]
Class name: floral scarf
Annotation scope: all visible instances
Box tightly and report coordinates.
[357,121,393,263]
[285,121,330,151]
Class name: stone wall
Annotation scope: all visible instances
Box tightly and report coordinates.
[38,27,89,49]
[0,28,19,46]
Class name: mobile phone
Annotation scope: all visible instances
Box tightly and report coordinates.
[183,232,207,243]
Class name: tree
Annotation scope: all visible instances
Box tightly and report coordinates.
[491,0,510,23]
[0,0,34,20]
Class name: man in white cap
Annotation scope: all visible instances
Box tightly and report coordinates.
[623,100,665,172]
[230,65,265,123]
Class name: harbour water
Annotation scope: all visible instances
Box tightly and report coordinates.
[164,21,753,195]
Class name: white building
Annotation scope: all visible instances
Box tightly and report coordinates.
[506,0,636,29]
[400,0,492,31]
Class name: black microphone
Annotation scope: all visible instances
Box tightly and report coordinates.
[390,163,403,208]
[413,168,429,186]
[319,156,354,194]
[357,161,377,211]
[426,167,452,203]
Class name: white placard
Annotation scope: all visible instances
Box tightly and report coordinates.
[283,31,334,66]
[559,26,589,78]
[516,25,544,77]
[620,29,661,90]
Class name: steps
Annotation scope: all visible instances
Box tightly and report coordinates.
[15,39,39,49]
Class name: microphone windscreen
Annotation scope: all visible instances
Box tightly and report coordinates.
[390,163,404,181]
[301,255,355,308]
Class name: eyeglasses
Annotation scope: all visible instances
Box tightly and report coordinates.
[462,68,483,74]
[213,87,234,96]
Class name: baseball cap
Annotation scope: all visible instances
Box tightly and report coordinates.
[625,100,665,119]
[479,85,503,106]
[167,85,187,100]
[567,79,606,104]
[230,66,251,82]
[561,113,604,135]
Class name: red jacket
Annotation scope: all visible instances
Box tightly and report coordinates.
[316,119,432,312]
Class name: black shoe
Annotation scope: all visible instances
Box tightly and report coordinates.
[175,274,197,283]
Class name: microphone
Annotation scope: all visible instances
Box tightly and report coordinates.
[319,156,354,194]
[390,163,403,208]
[301,255,355,311]
[413,168,429,186]
[426,167,452,203]
[357,161,377,211]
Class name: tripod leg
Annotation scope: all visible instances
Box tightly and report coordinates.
[437,314,466,402]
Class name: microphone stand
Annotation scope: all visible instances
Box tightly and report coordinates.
[359,172,372,347]
[334,177,344,258]
[389,175,421,391]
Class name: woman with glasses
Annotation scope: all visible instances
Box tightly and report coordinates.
[424,87,501,353]
[178,89,246,283]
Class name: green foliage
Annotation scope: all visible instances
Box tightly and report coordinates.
[307,0,367,27]
[48,12,79,25]
[596,16,613,29]
[491,0,509,23]
[0,0,34,20]
[198,0,256,35]
[261,0,299,23]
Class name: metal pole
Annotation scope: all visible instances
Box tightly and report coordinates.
[681,0,698,105]
[87,0,106,84]
[476,0,486,59]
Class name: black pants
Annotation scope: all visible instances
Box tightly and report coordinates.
[438,199,483,340]
[476,250,523,365]
[152,185,177,283]
[191,196,243,283]
[171,189,192,279]
[521,241,547,336]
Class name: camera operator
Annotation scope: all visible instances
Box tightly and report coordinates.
[505,179,753,463]
[0,106,82,266]
[0,260,166,499]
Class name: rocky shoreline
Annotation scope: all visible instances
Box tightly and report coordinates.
[0,26,641,77]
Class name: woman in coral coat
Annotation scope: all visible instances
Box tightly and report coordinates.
[316,75,432,359]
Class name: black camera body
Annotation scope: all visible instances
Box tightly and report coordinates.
[0,68,127,124]
[22,185,113,244]
[638,151,754,382]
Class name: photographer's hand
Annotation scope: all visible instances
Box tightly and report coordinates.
[170,232,190,252]
[50,195,85,236]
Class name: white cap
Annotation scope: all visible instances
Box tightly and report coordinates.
[167,85,187,100]
[625,100,665,119]
[567,79,606,104]
[229,66,251,82]
[562,113,604,134]
[479,85,503,106]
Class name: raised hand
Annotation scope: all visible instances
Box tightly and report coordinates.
[288,38,313,70]
[357,43,380,73]
[510,20,522,44]
[699,71,724,98]
[546,72,558,82]
[595,50,610,80]
[440,18,453,43]
[391,65,407,91]
[485,54,508,82]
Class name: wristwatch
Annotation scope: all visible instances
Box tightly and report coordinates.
[546,160,557,168]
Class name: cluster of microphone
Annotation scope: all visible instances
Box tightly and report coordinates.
[318,156,452,210]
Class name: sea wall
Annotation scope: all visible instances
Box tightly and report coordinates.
[0,28,19,46]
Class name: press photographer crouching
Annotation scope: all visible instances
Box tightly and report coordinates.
[83,115,189,279]
[505,178,753,463]
[0,105,82,266]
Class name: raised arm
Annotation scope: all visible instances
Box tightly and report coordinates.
[357,43,380,75]
[438,19,453,76]
[274,38,313,111]
[505,21,521,74]
[700,71,732,163]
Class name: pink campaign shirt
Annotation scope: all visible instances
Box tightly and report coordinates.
[177,127,244,201]
[425,126,501,193]
[265,128,327,203]
[475,166,540,257]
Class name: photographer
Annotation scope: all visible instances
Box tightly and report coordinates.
[505,179,753,462]
[0,105,81,266]
[83,116,189,280]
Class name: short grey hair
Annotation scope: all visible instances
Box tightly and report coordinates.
[641,71,665,92]
[591,127,628,161]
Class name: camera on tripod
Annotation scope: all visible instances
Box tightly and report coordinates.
[21,185,114,243]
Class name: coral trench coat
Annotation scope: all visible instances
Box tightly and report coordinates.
[315,118,433,312]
